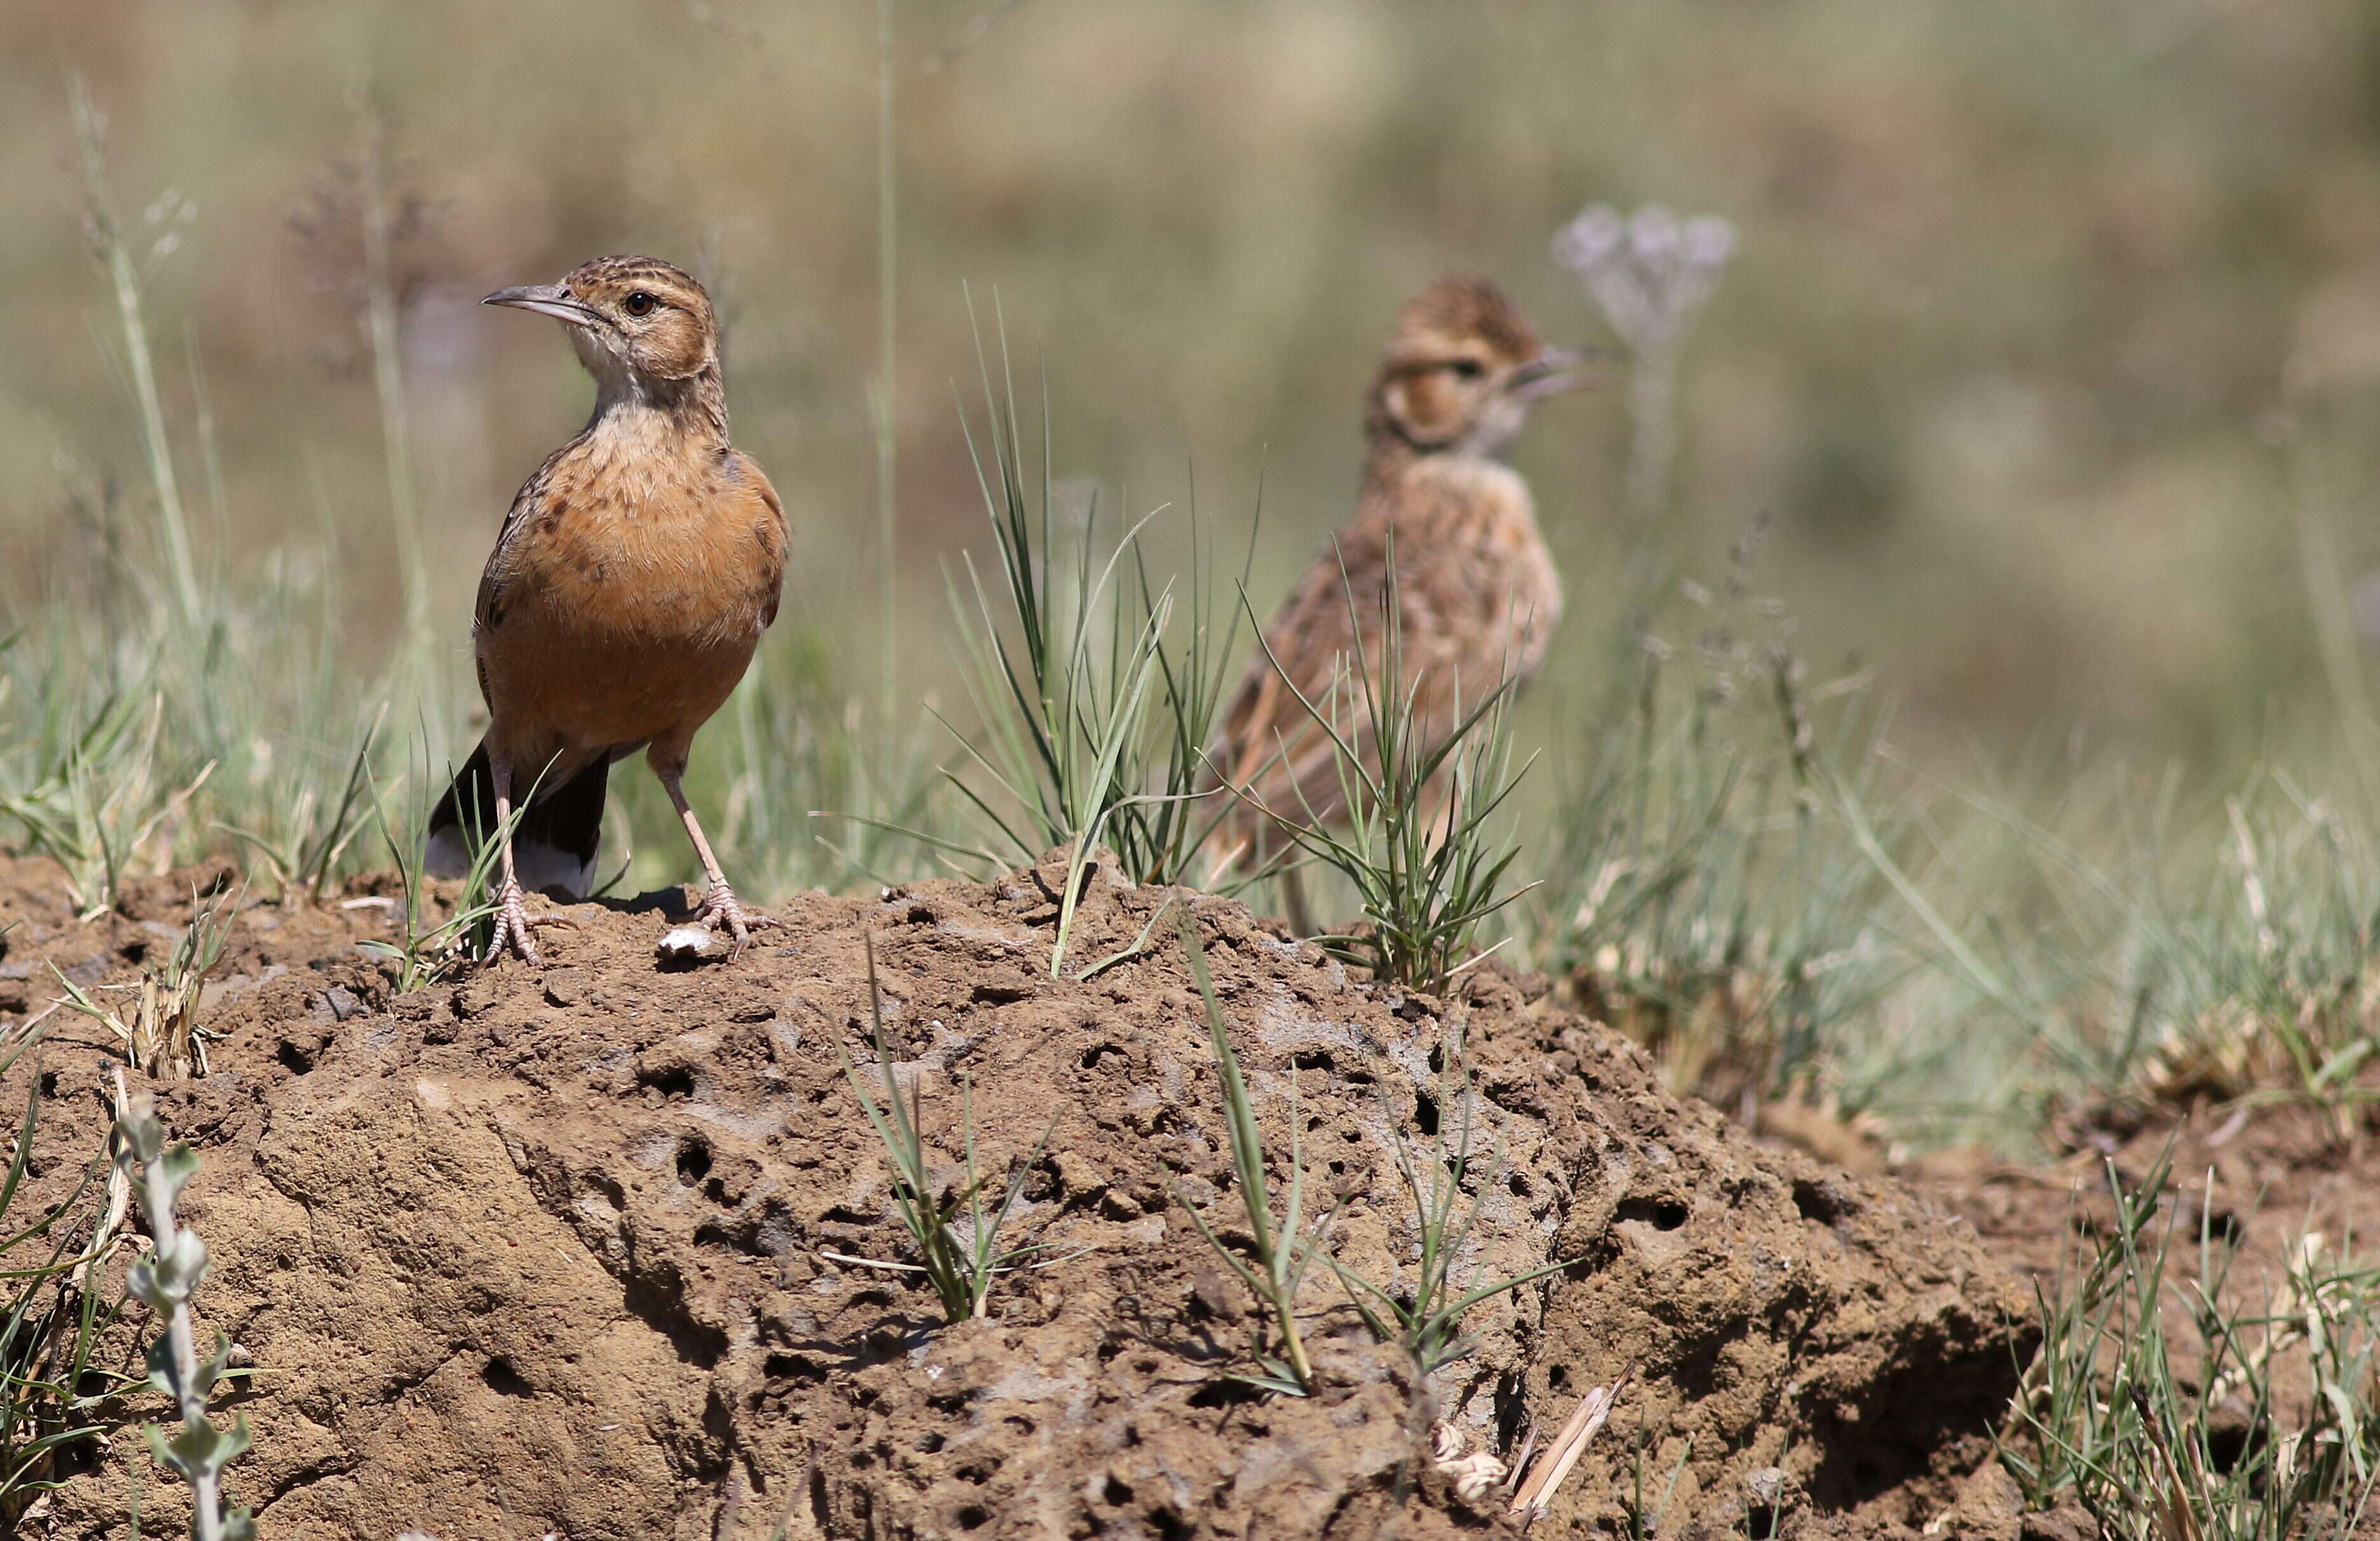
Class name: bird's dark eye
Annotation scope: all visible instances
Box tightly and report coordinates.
[624,291,658,318]
[1447,358,1485,380]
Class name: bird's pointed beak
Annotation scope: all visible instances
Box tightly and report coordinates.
[1509,346,1616,399]
[481,283,602,327]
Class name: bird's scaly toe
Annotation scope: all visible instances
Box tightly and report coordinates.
[483,881,575,966]
[694,886,783,955]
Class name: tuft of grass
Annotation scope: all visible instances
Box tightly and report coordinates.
[826,934,1065,1324]
[2003,1152,2380,1540]
[715,630,944,900]
[923,304,1248,974]
[213,713,380,906]
[1172,913,1335,1396]
[0,1024,125,1528]
[1329,1025,1574,1377]
[0,685,215,919]
[53,884,236,1079]
[1522,529,1911,1112]
[4,85,463,927]
[353,748,529,986]
[350,93,433,678]
[1623,1429,1697,1541]
[71,75,201,631]
[1228,546,1532,995]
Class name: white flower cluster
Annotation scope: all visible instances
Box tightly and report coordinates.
[1553,203,1737,353]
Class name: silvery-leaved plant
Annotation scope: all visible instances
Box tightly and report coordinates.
[1553,203,1737,529]
[113,1079,254,1541]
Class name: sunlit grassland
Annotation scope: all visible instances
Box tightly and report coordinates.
[12,57,2380,1174]
[15,8,2380,1532]
[17,67,2380,1541]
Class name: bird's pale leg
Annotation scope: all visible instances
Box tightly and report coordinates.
[1277,863,1318,941]
[483,755,567,965]
[655,763,781,953]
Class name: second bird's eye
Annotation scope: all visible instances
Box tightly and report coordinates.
[1448,358,1485,380]
[624,291,657,318]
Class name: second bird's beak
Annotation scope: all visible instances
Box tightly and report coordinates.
[482,283,602,327]
[1509,346,1612,400]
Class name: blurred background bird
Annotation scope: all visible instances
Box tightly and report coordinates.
[1208,276,1590,930]
[424,255,788,962]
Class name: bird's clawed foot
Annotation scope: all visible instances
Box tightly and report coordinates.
[483,878,577,967]
[693,883,785,956]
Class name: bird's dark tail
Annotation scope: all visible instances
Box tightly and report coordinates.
[423,741,609,899]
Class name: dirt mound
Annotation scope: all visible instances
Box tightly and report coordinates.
[0,854,2030,1539]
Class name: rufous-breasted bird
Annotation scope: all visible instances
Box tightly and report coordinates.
[1209,276,1588,928]
[425,255,787,963]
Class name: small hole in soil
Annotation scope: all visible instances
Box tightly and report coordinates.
[1150,1507,1194,1541]
[1102,1475,1135,1505]
[1080,1044,1124,1070]
[2205,1418,2260,1474]
[1291,1050,1333,1072]
[276,1040,315,1075]
[956,1463,992,1486]
[49,1426,103,1477]
[1747,1502,1782,1537]
[676,1139,712,1186]
[1792,1179,1853,1226]
[1507,1172,1530,1197]
[1188,1379,1262,1409]
[955,1505,990,1530]
[2195,1202,2246,1246]
[1413,1088,1440,1137]
[641,1065,696,1100]
[763,1353,824,1384]
[1548,1364,1569,1391]
[481,1357,533,1398]
[1616,1197,1689,1232]
[118,939,149,965]
[1427,1042,1444,1074]
[39,1072,59,1098]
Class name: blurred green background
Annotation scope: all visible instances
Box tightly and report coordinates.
[8,0,2380,782]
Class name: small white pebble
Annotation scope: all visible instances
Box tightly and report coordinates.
[658,925,720,961]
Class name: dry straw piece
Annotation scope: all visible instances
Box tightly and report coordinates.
[1508,1367,1635,1525]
